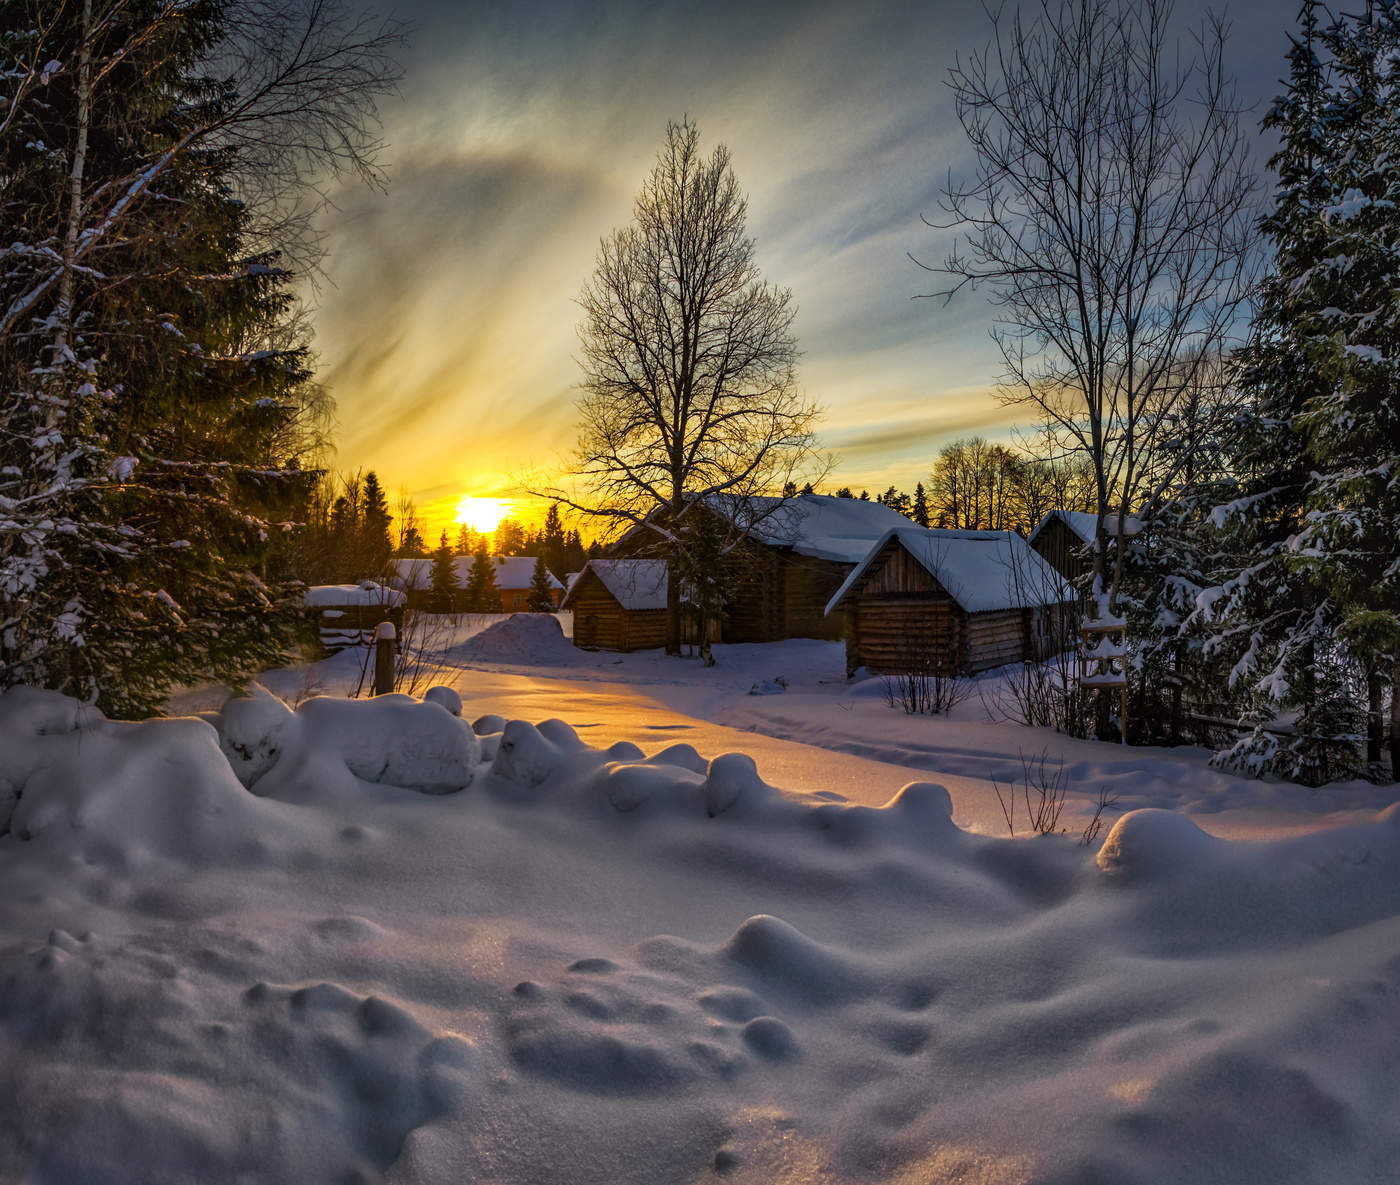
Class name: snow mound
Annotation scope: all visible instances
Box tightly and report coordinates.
[213,692,479,799]
[454,613,582,666]
[0,689,293,866]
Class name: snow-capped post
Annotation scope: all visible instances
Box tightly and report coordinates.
[373,621,396,696]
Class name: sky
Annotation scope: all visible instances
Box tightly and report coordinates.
[311,0,1296,535]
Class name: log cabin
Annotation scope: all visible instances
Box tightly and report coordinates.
[610,494,918,643]
[561,559,670,651]
[826,528,1076,677]
[1026,510,1143,584]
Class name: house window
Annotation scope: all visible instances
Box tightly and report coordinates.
[512,593,522,608]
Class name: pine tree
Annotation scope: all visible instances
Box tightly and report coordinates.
[361,472,393,576]
[463,544,500,613]
[526,556,556,612]
[0,1,399,716]
[400,525,427,557]
[912,482,931,528]
[1192,1,1372,782]
[541,502,567,578]
[430,530,457,612]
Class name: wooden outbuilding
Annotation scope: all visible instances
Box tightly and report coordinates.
[826,528,1076,677]
[610,494,918,643]
[1026,510,1142,584]
[561,559,670,651]
[303,582,405,653]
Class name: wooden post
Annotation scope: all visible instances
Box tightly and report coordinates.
[373,620,396,696]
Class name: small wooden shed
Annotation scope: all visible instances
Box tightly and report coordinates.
[1027,510,1142,583]
[561,559,669,651]
[826,528,1075,677]
[303,582,405,653]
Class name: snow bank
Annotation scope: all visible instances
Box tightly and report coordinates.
[451,612,584,667]
[5,684,1400,1183]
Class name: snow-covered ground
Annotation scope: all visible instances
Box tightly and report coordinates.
[4,615,1398,1182]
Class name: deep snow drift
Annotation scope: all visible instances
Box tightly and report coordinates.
[5,683,1400,1183]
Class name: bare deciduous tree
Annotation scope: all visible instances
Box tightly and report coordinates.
[564,118,822,655]
[920,0,1259,613]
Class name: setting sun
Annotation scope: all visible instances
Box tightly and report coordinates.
[453,495,510,533]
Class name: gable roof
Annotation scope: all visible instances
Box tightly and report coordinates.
[561,559,668,611]
[1027,509,1143,548]
[826,528,1076,616]
[613,493,918,566]
[738,494,921,563]
[391,555,563,592]
[304,581,405,608]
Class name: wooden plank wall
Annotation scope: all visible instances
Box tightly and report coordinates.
[1031,518,1088,583]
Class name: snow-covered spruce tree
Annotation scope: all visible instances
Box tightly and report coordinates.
[0,0,400,716]
[1191,1,1374,783]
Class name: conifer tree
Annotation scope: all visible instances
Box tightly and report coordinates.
[1191,0,1376,781]
[463,544,500,613]
[526,556,556,612]
[912,482,931,528]
[0,0,400,715]
[541,503,567,579]
[430,530,457,612]
[361,472,394,576]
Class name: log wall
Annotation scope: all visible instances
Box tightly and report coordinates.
[569,575,667,652]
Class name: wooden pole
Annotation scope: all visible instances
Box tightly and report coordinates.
[373,620,396,696]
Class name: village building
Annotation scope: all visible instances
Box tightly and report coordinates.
[826,528,1075,676]
[560,559,669,651]
[1026,510,1143,583]
[390,555,564,612]
[303,582,405,652]
[610,494,918,643]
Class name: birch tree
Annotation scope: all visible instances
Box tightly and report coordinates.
[923,0,1259,614]
[569,119,821,656]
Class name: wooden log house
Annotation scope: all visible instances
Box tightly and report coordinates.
[561,559,670,651]
[826,528,1076,676]
[1027,510,1143,584]
[609,494,918,644]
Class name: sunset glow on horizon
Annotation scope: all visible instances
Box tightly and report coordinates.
[453,495,512,534]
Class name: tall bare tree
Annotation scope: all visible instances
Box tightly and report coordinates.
[922,0,1259,612]
[568,118,821,655]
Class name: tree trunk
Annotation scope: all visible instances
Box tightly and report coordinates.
[1391,650,1400,783]
[664,564,681,655]
[1368,667,1383,766]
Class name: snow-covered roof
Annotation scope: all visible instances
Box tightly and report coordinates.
[304,582,405,608]
[826,528,1076,616]
[390,556,562,592]
[737,494,919,564]
[1027,509,1143,548]
[563,559,668,611]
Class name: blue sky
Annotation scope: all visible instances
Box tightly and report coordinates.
[311,0,1295,530]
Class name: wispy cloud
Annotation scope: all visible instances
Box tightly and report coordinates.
[307,0,1291,529]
